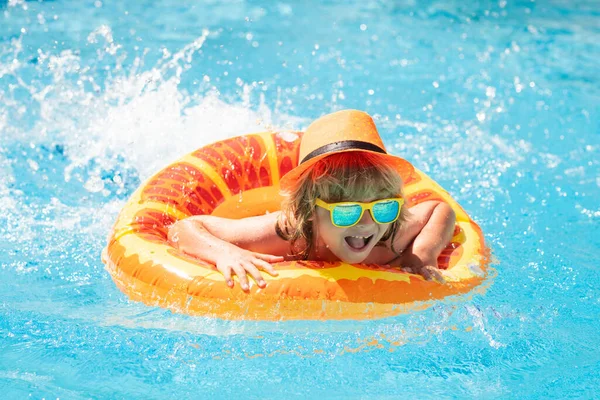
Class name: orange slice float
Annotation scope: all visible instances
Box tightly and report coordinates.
[103,131,490,320]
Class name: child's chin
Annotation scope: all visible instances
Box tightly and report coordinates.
[338,252,368,264]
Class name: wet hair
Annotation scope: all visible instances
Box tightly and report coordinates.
[278,152,409,260]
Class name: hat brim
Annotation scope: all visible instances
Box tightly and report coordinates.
[279,148,415,191]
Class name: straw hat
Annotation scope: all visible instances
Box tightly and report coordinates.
[279,109,414,190]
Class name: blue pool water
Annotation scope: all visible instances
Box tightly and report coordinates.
[1,0,599,398]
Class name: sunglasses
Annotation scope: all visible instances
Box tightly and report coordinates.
[315,197,404,228]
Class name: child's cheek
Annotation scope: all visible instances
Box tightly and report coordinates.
[314,207,330,224]
[313,213,340,246]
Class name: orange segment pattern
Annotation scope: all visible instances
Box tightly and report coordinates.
[103,131,490,320]
[140,162,225,216]
[191,134,274,194]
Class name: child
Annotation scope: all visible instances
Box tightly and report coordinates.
[168,110,456,291]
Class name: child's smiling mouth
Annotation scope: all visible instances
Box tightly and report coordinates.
[344,234,374,250]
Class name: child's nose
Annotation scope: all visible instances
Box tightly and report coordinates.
[357,210,375,225]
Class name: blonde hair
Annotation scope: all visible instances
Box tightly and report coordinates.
[279,152,409,260]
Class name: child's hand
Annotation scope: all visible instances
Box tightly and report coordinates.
[413,264,446,284]
[215,249,282,291]
[399,252,446,284]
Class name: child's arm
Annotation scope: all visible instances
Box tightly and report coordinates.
[391,201,456,282]
[167,212,288,291]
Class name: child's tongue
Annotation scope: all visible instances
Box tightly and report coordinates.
[345,236,368,249]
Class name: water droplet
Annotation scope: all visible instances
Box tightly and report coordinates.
[84,176,104,193]
[27,159,39,171]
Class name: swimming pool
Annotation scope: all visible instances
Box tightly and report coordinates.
[1,0,598,398]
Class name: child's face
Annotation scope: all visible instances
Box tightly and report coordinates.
[313,197,392,263]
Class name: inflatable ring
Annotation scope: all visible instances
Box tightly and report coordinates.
[103,131,489,320]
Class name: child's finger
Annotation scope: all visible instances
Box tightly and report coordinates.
[420,268,433,281]
[241,261,266,288]
[431,269,446,284]
[255,253,285,263]
[424,266,446,284]
[230,264,250,291]
[254,259,279,277]
[217,264,234,287]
